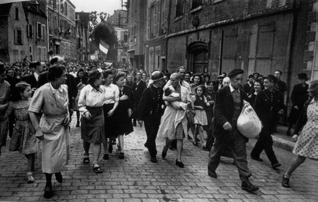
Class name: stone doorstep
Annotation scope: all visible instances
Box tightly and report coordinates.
[272,134,295,152]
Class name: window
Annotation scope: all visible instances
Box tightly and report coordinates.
[37,23,42,39]
[53,0,57,10]
[27,24,33,38]
[175,0,184,18]
[42,25,46,40]
[14,29,23,45]
[192,0,202,9]
[15,7,19,20]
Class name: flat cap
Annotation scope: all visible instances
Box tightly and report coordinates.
[228,69,244,78]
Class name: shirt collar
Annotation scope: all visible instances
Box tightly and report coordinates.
[229,83,235,92]
[49,83,63,93]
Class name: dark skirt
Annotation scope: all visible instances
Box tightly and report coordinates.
[105,101,133,138]
[104,103,116,138]
[81,107,104,144]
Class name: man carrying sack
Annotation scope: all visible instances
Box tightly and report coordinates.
[207,69,259,193]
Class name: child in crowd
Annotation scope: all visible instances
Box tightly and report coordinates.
[5,82,37,183]
[193,85,209,149]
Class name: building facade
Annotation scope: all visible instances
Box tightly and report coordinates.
[114,26,129,64]
[75,12,90,61]
[47,0,76,60]
[23,1,48,62]
[107,9,128,28]
[0,3,29,63]
[127,0,147,70]
[127,0,318,105]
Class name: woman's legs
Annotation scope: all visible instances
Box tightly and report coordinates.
[118,135,124,159]
[25,153,35,172]
[162,138,170,159]
[44,173,53,198]
[92,143,101,167]
[285,155,306,177]
[25,153,35,183]
[83,141,90,156]
[176,139,183,162]
[76,111,80,127]
[197,125,206,148]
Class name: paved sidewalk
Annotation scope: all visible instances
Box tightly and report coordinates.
[0,119,317,201]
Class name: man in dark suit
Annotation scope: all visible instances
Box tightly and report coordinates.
[22,61,42,88]
[208,69,259,193]
[22,61,48,89]
[137,71,165,163]
[132,72,147,126]
[287,73,309,135]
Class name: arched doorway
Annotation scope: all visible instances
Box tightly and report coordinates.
[187,41,208,73]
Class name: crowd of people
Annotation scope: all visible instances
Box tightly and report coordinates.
[0,57,317,198]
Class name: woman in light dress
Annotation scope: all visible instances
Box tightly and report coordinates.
[29,65,70,199]
[282,80,318,188]
[5,82,37,183]
[158,73,192,168]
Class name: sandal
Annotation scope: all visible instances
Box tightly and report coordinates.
[27,172,34,184]
[93,165,103,173]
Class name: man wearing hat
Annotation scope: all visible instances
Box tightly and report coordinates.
[137,71,166,163]
[287,73,309,136]
[208,68,259,193]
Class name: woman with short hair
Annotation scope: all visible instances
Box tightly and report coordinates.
[78,70,106,173]
[102,69,119,159]
[29,65,70,198]
[110,72,133,159]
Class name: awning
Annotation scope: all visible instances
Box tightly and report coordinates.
[0,0,32,4]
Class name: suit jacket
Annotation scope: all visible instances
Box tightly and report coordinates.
[22,72,48,88]
[254,89,284,131]
[137,85,164,121]
[213,85,248,141]
[132,80,147,110]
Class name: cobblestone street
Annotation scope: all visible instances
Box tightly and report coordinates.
[0,118,318,202]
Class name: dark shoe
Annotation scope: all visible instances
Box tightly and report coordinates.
[202,146,209,151]
[282,175,290,188]
[76,122,80,127]
[55,172,63,183]
[162,147,167,159]
[150,156,158,163]
[251,155,263,162]
[103,154,109,160]
[83,157,90,164]
[272,163,281,170]
[108,144,113,153]
[208,171,217,178]
[118,152,124,159]
[241,181,259,193]
[93,165,103,173]
[286,130,291,136]
[43,184,54,198]
[176,160,184,168]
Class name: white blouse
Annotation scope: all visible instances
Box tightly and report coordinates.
[78,84,107,113]
[103,83,119,104]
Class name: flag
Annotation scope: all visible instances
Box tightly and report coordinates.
[0,0,32,4]
[99,40,109,55]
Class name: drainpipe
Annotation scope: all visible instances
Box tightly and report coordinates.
[218,29,224,74]
[165,0,172,72]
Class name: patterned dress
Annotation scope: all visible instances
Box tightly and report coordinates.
[293,99,318,159]
[9,100,37,154]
